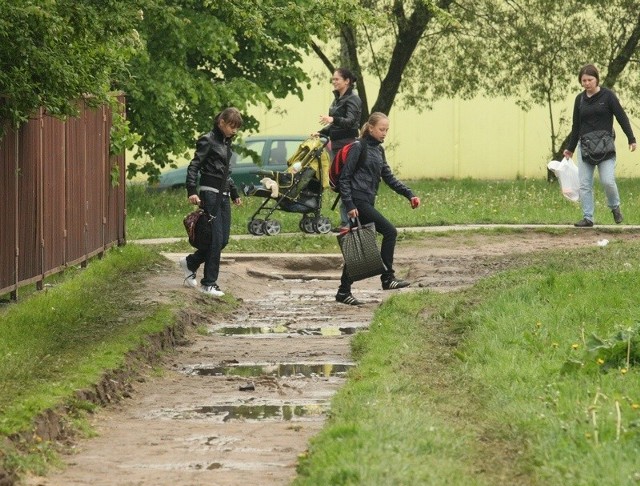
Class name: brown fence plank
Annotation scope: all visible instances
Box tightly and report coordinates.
[42,115,66,276]
[0,98,126,300]
[0,129,18,294]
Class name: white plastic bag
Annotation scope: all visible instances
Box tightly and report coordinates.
[547,158,579,202]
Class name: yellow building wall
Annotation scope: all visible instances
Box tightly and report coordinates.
[248,75,640,180]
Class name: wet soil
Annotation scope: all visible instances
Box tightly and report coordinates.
[21,228,639,486]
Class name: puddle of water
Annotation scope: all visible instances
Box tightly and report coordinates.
[188,403,328,422]
[212,325,290,335]
[185,362,354,378]
[211,325,360,336]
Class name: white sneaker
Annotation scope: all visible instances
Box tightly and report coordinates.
[199,285,224,297]
[179,257,197,288]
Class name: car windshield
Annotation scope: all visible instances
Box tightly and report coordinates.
[231,140,264,167]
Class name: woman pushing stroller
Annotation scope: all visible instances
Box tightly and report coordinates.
[336,112,421,306]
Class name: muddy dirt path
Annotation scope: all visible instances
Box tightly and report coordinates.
[23,229,638,486]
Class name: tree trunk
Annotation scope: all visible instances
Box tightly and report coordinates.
[371,0,454,114]
[340,23,369,125]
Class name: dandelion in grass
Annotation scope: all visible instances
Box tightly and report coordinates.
[632,403,639,410]
[552,342,559,348]
[597,358,605,365]
[572,343,579,350]
[621,368,628,375]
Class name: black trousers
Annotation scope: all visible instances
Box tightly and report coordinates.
[338,198,397,293]
[186,191,231,287]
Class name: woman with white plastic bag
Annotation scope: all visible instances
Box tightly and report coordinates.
[547,158,579,202]
[563,64,636,227]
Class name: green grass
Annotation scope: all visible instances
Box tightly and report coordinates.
[5,177,640,482]
[0,245,171,436]
[127,178,640,240]
[294,239,640,485]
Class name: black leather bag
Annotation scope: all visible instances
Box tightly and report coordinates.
[337,218,386,282]
[183,208,213,250]
[580,130,615,164]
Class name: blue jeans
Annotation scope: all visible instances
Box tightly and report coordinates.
[578,148,619,222]
[186,191,231,287]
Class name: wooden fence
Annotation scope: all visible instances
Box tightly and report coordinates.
[0,97,126,300]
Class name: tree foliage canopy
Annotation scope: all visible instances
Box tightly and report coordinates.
[4,0,640,176]
[120,0,331,178]
[315,0,640,158]
[0,0,140,126]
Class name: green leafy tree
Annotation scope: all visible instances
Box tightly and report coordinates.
[312,0,456,123]
[313,0,640,167]
[0,0,141,129]
[120,0,330,179]
[442,0,640,161]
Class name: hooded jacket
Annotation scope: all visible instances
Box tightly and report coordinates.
[338,134,414,212]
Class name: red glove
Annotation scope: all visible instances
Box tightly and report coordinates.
[410,196,420,209]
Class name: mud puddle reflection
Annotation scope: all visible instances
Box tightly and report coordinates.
[182,362,355,378]
[210,325,361,336]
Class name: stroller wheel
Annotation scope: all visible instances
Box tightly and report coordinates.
[301,216,315,234]
[248,219,265,236]
[313,216,332,234]
[262,220,281,236]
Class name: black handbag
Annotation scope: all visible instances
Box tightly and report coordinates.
[580,130,615,164]
[183,208,213,250]
[337,218,386,282]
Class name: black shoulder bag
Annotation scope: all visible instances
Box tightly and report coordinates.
[578,94,616,165]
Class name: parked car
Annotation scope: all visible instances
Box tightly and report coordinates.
[149,135,311,191]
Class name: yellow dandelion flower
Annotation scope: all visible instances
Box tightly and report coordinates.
[597,358,605,365]
[552,342,559,348]
[621,368,628,375]
[572,343,579,350]
[631,403,639,410]
[536,322,542,328]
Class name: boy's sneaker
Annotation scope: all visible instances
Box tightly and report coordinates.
[199,285,224,297]
[179,257,197,288]
[382,278,410,290]
[612,206,623,224]
[335,292,363,306]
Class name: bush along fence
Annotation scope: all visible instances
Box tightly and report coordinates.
[0,96,126,300]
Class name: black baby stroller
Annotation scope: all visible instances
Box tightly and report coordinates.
[243,136,332,236]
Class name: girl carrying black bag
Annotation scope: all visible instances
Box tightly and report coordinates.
[335,112,420,306]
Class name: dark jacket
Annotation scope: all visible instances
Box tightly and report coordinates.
[319,87,362,143]
[185,123,239,199]
[338,134,414,212]
[567,87,636,156]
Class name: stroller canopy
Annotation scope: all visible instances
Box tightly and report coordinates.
[286,137,330,188]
